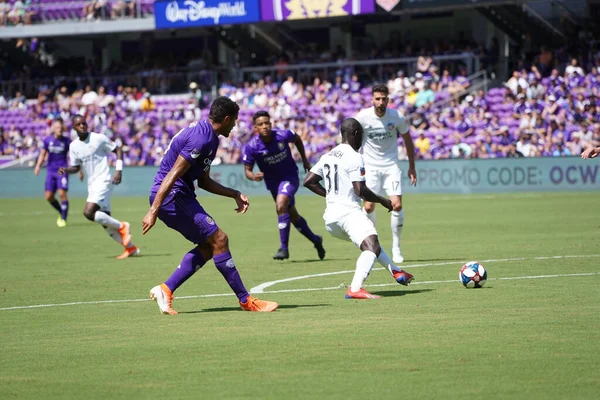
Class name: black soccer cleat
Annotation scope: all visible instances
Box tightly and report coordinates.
[273,248,289,260]
[314,236,326,260]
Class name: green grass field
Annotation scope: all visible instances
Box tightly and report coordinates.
[1,192,599,399]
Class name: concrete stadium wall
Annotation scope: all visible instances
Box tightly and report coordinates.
[1,158,599,198]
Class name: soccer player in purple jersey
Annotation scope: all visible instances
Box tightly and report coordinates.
[142,97,278,314]
[33,118,80,227]
[243,111,326,260]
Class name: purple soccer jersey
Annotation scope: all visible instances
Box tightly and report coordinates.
[151,120,220,197]
[242,129,299,191]
[43,135,69,172]
[43,135,70,192]
[150,120,220,245]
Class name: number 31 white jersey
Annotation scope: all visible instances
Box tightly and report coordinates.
[310,143,366,221]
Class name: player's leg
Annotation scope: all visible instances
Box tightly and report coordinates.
[56,174,69,226]
[376,244,414,286]
[289,205,326,260]
[273,189,292,260]
[44,174,62,220]
[363,169,382,226]
[384,165,405,263]
[339,211,382,299]
[205,228,278,312]
[84,186,135,256]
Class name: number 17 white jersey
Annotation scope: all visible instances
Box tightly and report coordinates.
[310,143,366,221]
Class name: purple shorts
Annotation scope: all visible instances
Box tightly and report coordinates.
[150,191,219,245]
[268,178,299,207]
[45,171,69,193]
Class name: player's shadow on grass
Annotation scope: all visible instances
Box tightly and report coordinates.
[370,289,433,297]
[405,258,465,263]
[288,257,354,263]
[179,303,331,313]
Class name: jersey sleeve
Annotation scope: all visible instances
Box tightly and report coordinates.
[347,153,366,183]
[242,144,255,166]
[397,112,409,135]
[100,134,118,152]
[43,137,50,151]
[179,130,203,165]
[309,157,325,178]
[69,148,81,166]
[283,129,297,144]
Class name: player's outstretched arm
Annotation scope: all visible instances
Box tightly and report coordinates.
[243,163,263,182]
[143,155,191,234]
[58,165,81,175]
[581,146,600,159]
[33,148,48,176]
[353,181,393,212]
[303,172,326,197]
[197,169,249,213]
[294,136,311,172]
[401,131,418,186]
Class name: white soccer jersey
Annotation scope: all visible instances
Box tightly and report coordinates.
[69,132,116,188]
[310,143,366,221]
[355,107,409,169]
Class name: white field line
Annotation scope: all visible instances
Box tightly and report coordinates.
[0,260,599,312]
[249,254,600,293]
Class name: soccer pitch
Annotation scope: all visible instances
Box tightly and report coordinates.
[1,193,599,399]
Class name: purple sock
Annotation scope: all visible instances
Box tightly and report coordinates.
[60,201,69,220]
[214,251,249,303]
[278,213,291,250]
[49,199,61,214]
[164,248,206,293]
[293,216,320,244]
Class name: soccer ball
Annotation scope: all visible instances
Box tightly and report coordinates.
[459,262,487,288]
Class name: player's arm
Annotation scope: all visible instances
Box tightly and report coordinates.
[303,172,326,197]
[244,163,263,182]
[111,142,123,185]
[33,148,48,176]
[59,148,81,175]
[197,169,249,214]
[353,181,392,211]
[400,120,418,186]
[143,155,191,234]
[581,146,600,159]
[293,135,311,172]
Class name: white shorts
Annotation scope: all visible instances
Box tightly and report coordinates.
[87,183,113,212]
[365,164,402,197]
[325,209,378,248]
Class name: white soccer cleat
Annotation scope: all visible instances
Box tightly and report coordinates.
[392,248,404,264]
[149,284,178,315]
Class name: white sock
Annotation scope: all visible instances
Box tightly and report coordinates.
[363,207,377,227]
[94,211,122,229]
[377,249,402,276]
[350,250,377,292]
[391,209,404,251]
[106,227,135,248]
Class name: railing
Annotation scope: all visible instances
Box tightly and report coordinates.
[0,68,220,99]
[236,54,481,85]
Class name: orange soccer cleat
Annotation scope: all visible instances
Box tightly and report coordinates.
[345,288,382,299]
[392,270,414,286]
[239,296,279,312]
[149,284,178,315]
[116,246,141,259]
[118,222,131,247]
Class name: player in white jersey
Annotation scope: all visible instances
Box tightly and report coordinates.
[58,115,140,259]
[355,84,417,264]
[304,118,414,299]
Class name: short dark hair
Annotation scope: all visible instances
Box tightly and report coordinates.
[252,110,270,122]
[371,84,388,95]
[72,114,85,123]
[340,118,363,139]
[53,117,64,124]
[209,96,240,123]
